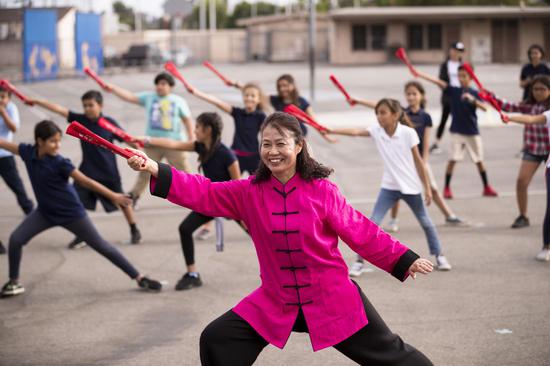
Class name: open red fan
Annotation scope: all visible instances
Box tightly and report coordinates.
[83,67,108,90]
[97,117,144,148]
[329,75,355,105]
[66,121,145,160]
[461,63,507,122]
[283,104,329,133]
[203,61,232,86]
[0,79,33,105]
[395,48,419,77]
[164,61,194,93]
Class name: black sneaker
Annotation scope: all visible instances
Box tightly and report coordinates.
[67,237,87,249]
[511,215,530,229]
[175,273,203,291]
[130,227,142,245]
[0,241,6,255]
[1,280,25,297]
[138,276,162,292]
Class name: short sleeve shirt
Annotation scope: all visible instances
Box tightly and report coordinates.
[138,91,191,140]
[545,110,550,168]
[520,63,550,101]
[270,95,310,136]
[448,87,480,136]
[194,142,237,182]
[67,111,122,183]
[230,107,266,154]
[19,143,86,224]
[405,107,432,154]
[0,102,20,158]
[367,124,423,195]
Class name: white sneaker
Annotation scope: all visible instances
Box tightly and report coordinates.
[535,248,550,262]
[349,261,366,277]
[196,228,211,241]
[384,218,399,233]
[436,255,452,271]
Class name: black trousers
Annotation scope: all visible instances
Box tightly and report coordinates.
[200,283,433,366]
[436,100,451,141]
[0,156,34,214]
[179,211,214,266]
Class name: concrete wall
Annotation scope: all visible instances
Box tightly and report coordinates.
[0,40,22,68]
[461,19,491,64]
[518,19,544,64]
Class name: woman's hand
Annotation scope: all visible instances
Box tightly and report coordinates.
[113,193,132,207]
[127,150,159,177]
[424,188,432,206]
[408,258,433,279]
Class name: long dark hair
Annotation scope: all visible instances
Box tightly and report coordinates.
[276,74,300,107]
[525,75,550,108]
[253,112,333,183]
[35,120,62,143]
[404,81,427,109]
[375,98,414,128]
[196,112,223,167]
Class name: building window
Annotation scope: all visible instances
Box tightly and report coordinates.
[428,24,442,49]
[352,24,367,50]
[371,24,387,50]
[408,24,423,50]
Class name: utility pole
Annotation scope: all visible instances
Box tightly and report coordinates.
[308,0,316,103]
[209,0,216,32]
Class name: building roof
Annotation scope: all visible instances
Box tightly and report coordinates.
[0,7,73,23]
[329,6,550,20]
[237,12,328,27]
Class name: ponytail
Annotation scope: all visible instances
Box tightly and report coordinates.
[195,112,223,167]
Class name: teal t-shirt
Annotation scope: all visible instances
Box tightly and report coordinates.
[138,91,191,140]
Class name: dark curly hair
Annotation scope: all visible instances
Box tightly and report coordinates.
[253,112,333,183]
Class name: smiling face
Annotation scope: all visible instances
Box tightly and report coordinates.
[37,132,62,157]
[243,86,261,111]
[260,125,302,182]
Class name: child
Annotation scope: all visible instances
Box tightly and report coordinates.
[520,45,549,102]
[0,86,34,217]
[187,82,268,175]
[416,65,498,199]
[126,112,434,365]
[137,112,241,290]
[505,110,550,261]
[104,72,194,206]
[347,81,465,233]
[489,75,550,229]
[0,120,162,297]
[329,99,452,275]
[28,91,142,248]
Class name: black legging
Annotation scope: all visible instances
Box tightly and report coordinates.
[179,211,214,266]
[199,282,433,366]
[8,210,140,280]
[544,168,549,247]
[436,100,451,141]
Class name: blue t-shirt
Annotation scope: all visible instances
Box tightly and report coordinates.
[0,102,20,158]
[19,144,86,224]
[448,87,480,136]
[230,107,266,154]
[405,107,433,153]
[270,95,310,136]
[138,91,191,140]
[195,142,237,182]
[68,111,123,183]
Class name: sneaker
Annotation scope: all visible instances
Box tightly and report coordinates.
[175,273,203,291]
[138,276,163,292]
[0,241,6,255]
[196,228,211,241]
[1,281,25,297]
[511,215,530,229]
[67,237,87,250]
[430,143,443,155]
[130,227,142,244]
[436,255,452,271]
[535,248,550,262]
[443,187,453,199]
[445,216,465,226]
[349,261,366,277]
[483,185,498,197]
[384,218,399,233]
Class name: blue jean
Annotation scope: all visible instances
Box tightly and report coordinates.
[359,189,442,259]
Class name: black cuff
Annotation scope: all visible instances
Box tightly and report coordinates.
[391,249,420,282]
[151,162,172,199]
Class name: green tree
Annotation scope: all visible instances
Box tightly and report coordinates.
[226,1,280,28]
[184,0,230,29]
[113,1,135,30]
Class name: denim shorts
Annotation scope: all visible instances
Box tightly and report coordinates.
[522,151,549,164]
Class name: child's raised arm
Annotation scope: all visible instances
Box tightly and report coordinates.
[0,139,20,155]
[328,127,370,137]
[416,70,447,89]
[27,98,69,118]
[348,97,377,109]
[141,136,195,151]
[189,87,232,114]
[104,82,140,105]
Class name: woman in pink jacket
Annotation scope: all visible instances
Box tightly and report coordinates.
[127,112,434,366]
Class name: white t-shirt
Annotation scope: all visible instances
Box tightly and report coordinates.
[368,123,423,195]
[545,110,550,168]
[0,102,20,158]
[447,60,461,87]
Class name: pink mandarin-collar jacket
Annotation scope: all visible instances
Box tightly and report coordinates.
[151,163,419,351]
